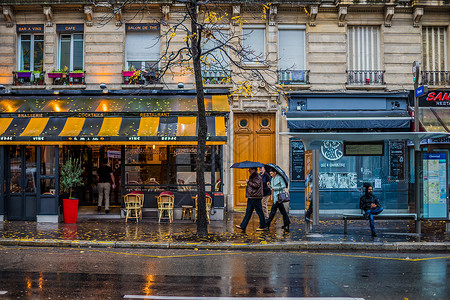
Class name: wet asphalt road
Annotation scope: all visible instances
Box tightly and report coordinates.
[0,246,448,300]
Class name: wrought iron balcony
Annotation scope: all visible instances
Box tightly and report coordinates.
[347,70,385,85]
[421,71,450,86]
[201,69,231,85]
[278,70,310,85]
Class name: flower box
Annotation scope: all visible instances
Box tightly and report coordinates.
[122,71,135,77]
[48,72,63,78]
[69,72,84,78]
[17,72,31,78]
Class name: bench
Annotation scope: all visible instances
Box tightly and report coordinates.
[343,213,418,234]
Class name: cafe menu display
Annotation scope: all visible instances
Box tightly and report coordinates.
[388,141,405,181]
[290,139,305,181]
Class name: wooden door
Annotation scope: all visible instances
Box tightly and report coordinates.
[233,113,275,209]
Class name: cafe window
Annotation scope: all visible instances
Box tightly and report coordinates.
[125,31,160,71]
[18,34,44,71]
[124,145,222,193]
[59,33,84,70]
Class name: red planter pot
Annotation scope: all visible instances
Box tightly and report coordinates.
[63,198,79,223]
[48,72,63,78]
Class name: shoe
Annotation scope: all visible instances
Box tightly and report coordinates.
[371,231,377,237]
[97,206,101,212]
[235,225,245,230]
[282,225,290,230]
[105,210,109,214]
[256,227,269,231]
[364,212,369,220]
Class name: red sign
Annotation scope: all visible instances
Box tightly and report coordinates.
[419,90,450,107]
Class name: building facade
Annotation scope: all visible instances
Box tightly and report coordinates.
[0,0,449,222]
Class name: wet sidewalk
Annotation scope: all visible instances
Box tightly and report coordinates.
[0,209,449,251]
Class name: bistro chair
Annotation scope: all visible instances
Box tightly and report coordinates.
[193,193,213,224]
[156,191,175,223]
[124,193,143,222]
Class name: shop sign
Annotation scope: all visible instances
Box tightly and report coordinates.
[419,90,450,107]
[290,139,305,181]
[16,24,44,33]
[0,136,14,141]
[388,140,405,181]
[343,142,384,156]
[126,23,159,31]
[56,24,84,32]
[427,137,450,144]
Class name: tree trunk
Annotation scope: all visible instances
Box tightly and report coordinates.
[188,0,208,237]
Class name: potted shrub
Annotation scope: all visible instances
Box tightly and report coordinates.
[60,157,83,223]
[48,70,63,78]
[122,65,136,77]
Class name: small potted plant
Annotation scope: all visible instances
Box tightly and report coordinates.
[122,65,136,77]
[60,157,83,223]
[48,69,63,78]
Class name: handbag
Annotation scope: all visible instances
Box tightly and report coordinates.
[277,191,290,203]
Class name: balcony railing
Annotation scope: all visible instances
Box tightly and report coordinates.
[347,70,385,85]
[122,69,160,85]
[421,71,450,86]
[202,69,231,85]
[13,71,45,86]
[278,70,309,85]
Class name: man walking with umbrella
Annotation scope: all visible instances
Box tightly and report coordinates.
[233,164,268,231]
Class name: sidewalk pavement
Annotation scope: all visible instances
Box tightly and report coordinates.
[0,209,449,251]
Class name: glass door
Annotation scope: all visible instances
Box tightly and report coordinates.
[7,146,37,220]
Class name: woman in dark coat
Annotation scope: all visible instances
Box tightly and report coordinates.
[235,167,268,231]
[265,169,291,230]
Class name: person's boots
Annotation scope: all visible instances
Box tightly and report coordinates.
[371,230,377,237]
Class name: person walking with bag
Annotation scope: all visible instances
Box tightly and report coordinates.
[235,167,268,231]
[266,169,290,230]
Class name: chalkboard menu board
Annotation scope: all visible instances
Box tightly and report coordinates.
[389,141,406,181]
[290,139,305,181]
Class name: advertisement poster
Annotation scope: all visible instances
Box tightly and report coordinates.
[304,150,313,222]
[422,153,448,219]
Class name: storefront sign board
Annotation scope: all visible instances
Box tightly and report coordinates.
[419,90,450,107]
[16,24,44,33]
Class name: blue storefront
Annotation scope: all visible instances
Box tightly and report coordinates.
[283,92,415,213]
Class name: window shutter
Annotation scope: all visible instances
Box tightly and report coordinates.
[126,32,160,61]
[422,27,447,71]
[348,26,380,71]
[278,29,305,70]
[243,28,265,62]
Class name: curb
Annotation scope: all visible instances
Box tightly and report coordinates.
[1,238,449,251]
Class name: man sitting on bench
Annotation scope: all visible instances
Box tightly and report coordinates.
[359,184,383,237]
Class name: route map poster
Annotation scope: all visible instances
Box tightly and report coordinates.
[422,153,448,219]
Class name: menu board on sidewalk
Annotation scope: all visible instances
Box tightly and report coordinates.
[290,139,305,181]
[389,141,406,181]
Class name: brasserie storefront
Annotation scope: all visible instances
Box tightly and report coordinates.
[0,92,229,222]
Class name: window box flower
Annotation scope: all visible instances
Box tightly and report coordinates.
[48,72,63,78]
[122,71,135,77]
[16,71,32,78]
[69,70,84,78]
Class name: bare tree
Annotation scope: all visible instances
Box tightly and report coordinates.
[90,0,285,237]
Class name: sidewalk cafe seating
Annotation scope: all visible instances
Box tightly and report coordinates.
[124,193,143,222]
[193,193,213,224]
[156,191,175,223]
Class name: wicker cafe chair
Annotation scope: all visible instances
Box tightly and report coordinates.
[194,193,213,224]
[124,193,143,222]
[156,191,175,223]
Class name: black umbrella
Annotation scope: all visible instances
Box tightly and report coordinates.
[230,160,264,169]
[264,163,289,188]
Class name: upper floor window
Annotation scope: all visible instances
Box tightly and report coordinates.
[278,25,306,84]
[347,26,383,85]
[18,34,44,71]
[422,27,447,71]
[202,29,229,70]
[59,33,84,71]
[125,30,160,71]
[242,25,265,63]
